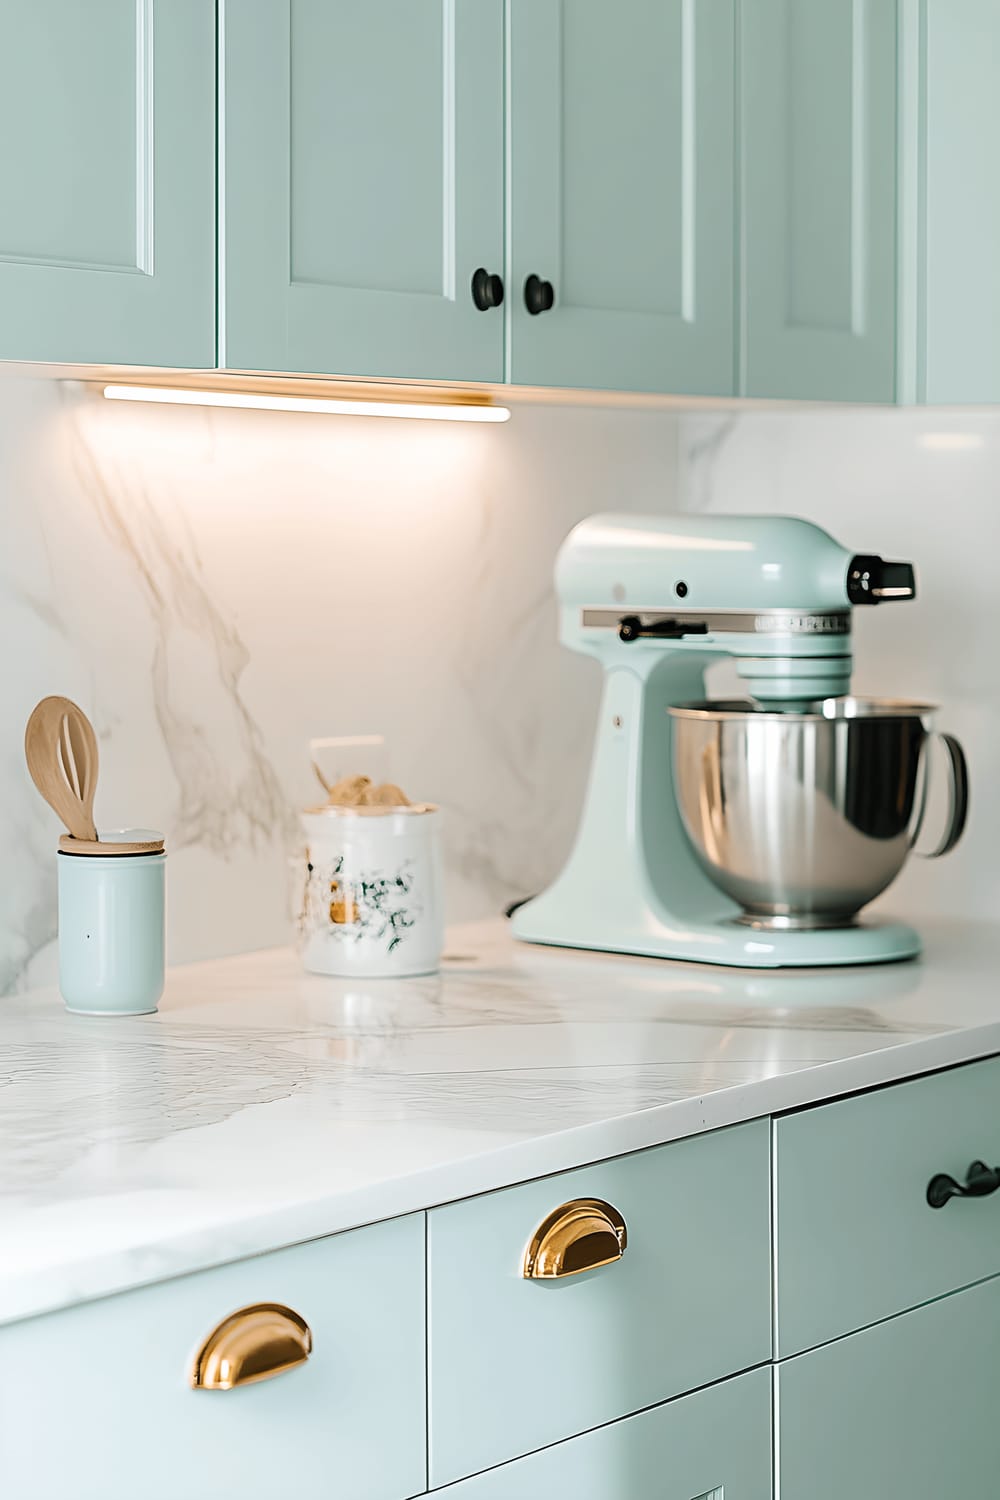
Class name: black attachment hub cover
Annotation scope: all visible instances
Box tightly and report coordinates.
[847,555,917,605]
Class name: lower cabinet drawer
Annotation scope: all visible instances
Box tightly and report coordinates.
[436,1365,771,1498]
[428,1120,770,1487]
[777,1272,1000,1500]
[774,1053,1000,1355]
[0,1215,426,1500]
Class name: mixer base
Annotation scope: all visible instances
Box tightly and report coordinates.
[512,898,922,968]
[704,917,922,966]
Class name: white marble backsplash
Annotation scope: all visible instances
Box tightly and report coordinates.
[0,370,676,992]
[3,368,998,994]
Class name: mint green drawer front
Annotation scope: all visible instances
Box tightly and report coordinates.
[428,1121,770,1487]
[775,1055,1000,1357]
[0,1216,425,1500]
[777,1274,1000,1500]
[438,1365,771,1498]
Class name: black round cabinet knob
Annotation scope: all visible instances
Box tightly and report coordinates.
[471,267,504,311]
[524,273,555,315]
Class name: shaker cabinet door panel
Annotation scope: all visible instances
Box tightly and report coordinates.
[508,0,736,395]
[777,1274,1000,1500]
[0,0,215,367]
[221,0,504,382]
[919,0,1000,402]
[741,0,897,401]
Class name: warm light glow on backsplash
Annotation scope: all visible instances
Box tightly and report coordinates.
[102,384,511,423]
[918,432,985,452]
[71,370,500,535]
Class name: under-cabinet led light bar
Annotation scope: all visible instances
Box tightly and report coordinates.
[917,432,984,452]
[102,384,511,423]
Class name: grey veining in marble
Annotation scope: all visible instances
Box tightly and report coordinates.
[0,365,678,993]
[2,918,1000,1325]
[66,389,292,855]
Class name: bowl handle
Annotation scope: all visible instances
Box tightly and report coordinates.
[911,732,969,859]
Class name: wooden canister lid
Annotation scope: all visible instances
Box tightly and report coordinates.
[58,832,165,857]
[301,802,437,818]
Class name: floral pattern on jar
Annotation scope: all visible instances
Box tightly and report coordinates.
[297,807,443,977]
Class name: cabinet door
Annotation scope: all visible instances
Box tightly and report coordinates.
[221,0,504,382]
[915,0,1000,402]
[774,1054,1000,1357]
[508,0,736,395]
[777,1273,1000,1499]
[439,1366,770,1499]
[0,1215,426,1500]
[741,0,897,401]
[0,0,214,368]
[428,1121,769,1485]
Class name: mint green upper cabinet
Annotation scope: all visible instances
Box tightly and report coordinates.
[0,1,214,368]
[508,0,736,395]
[778,1274,1000,1500]
[741,0,897,402]
[221,0,504,382]
[900,0,1000,403]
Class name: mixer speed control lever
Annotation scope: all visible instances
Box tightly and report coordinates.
[618,615,710,643]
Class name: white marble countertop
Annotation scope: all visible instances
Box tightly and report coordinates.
[3,918,1000,1325]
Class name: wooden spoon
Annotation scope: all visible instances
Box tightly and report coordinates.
[25,696,100,842]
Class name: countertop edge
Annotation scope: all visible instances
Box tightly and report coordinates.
[5,1018,1000,1329]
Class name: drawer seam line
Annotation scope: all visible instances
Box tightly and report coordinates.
[428,1359,772,1491]
[424,1209,431,1494]
[775,1264,1000,1364]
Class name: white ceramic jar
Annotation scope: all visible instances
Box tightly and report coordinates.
[298,805,443,978]
[57,829,166,1016]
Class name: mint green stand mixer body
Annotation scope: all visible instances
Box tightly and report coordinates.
[513,514,968,968]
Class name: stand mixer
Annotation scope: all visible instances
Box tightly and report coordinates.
[512,513,968,968]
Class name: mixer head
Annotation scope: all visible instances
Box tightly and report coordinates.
[556,513,916,709]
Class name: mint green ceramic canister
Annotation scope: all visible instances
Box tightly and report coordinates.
[57,829,166,1016]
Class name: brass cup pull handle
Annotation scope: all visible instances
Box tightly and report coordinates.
[190,1303,312,1390]
[522,1198,627,1279]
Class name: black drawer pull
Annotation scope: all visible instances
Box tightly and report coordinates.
[926,1160,1000,1209]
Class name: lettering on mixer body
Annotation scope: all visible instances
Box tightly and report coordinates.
[753,614,850,635]
[581,607,852,636]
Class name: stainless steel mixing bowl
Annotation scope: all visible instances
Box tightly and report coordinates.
[669,698,968,930]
